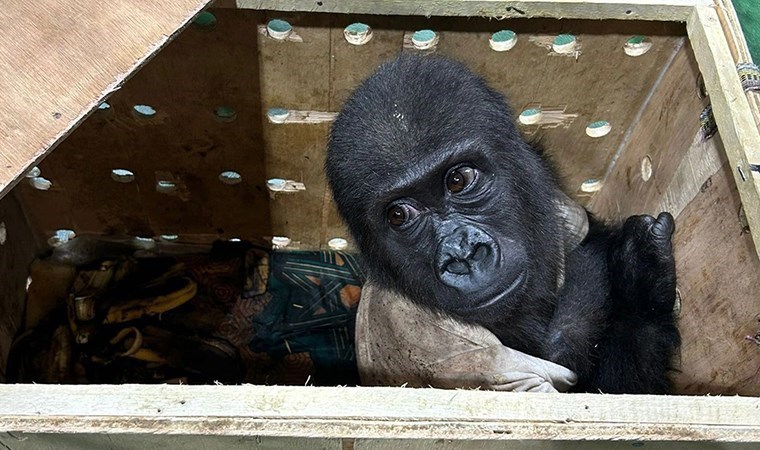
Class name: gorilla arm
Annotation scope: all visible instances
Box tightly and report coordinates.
[356,281,578,392]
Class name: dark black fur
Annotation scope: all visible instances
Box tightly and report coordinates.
[326,54,680,394]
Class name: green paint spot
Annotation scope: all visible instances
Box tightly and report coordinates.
[553,34,576,46]
[627,35,646,45]
[413,29,436,43]
[491,30,516,43]
[193,12,217,30]
[268,19,292,33]
[214,106,237,122]
[345,23,369,34]
[588,120,609,129]
[133,104,156,117]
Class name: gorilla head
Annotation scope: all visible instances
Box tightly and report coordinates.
[326,54,565,322]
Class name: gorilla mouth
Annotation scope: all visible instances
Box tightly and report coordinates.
[458,269,527,312]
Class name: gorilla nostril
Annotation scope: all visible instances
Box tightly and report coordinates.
[471,244,489,262]
[445,259,470,275]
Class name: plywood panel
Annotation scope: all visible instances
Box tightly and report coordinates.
[671,162,760,396]
[19,9,275,242]
[589,43,707,219]
[0,0,212,199]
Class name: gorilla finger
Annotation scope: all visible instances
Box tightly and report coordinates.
[651,212,675,238]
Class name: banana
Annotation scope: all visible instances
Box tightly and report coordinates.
[103,276,197,324]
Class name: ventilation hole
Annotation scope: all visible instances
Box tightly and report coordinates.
[586,120,611,138]
[26,276,32,292]
[552,34,577,54]
[156,180,177,194]
[625,9,633,15]
[219,171,242,185]
[49,229,76,247]
[518,108,542,125]
[411,29,438,50]
[624,35,653,57]
[0,222,6,245]
[272,236,292,248]
[133,104,156,118]
[214,106,237,123]
[193,11,217,31]
[134,236,156,249]
[29,177,52,190]
[641,156,653,182]
[267,19,293,40]
[267,178,306,192]
[489,30,517,52]
[327,237,348,250]
[267,108,291,124]
[580,179,602,193]
[25,166,41,178]
[98,102,111,111]
[160,234,179,241]
[344,23,373,45]
[229,237,242,242]
[111,169,135,183]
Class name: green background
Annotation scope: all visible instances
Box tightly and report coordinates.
[735,0,759,62]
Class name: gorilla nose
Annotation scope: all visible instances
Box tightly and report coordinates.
[437,226,499,291]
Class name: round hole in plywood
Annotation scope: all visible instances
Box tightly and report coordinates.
[133,104,157,118]
[624,35,653,57]
[229,237,242,242]
[160,234,179,242]
[29,177,52,190]
[328,237,348,250]
[411,29,439,50]
[552,34,577,53]
[489,30,517,52]
[641,156,653,182]
[111,169,135,183]
[272,236,291,248]
[267,19,293,40]
[214,106,237,123]
[48,229,76,247]
[98,102,111,111]
[25,166,41,178]
[267,108,290,123]
[219,171,242,185]
[193,11,217,31]
[580,179,602,193]
[344,23,373,45]
[156,180,177,194]
[518,108,542,125]
[586,120,611,138]
[134,236,156,249]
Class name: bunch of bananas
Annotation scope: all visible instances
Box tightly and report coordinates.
[66,258,198,365]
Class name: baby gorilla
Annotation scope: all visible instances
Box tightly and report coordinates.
[326,54,680,394]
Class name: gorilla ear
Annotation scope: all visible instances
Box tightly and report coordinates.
[554,191,589,253]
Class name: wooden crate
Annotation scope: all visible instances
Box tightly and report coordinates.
[1,0,759,446]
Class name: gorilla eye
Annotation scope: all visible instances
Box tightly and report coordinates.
[387,203,419,227]
[446,166,477,193]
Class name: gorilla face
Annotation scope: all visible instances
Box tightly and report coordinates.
[327,54,564,323]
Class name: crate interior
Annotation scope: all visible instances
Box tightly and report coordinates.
[0,8,758,395]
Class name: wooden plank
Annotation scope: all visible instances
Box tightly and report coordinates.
[0,0,213,201]
[0,385,759,441]
[234,0,709,21]
[687,6,760,261]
